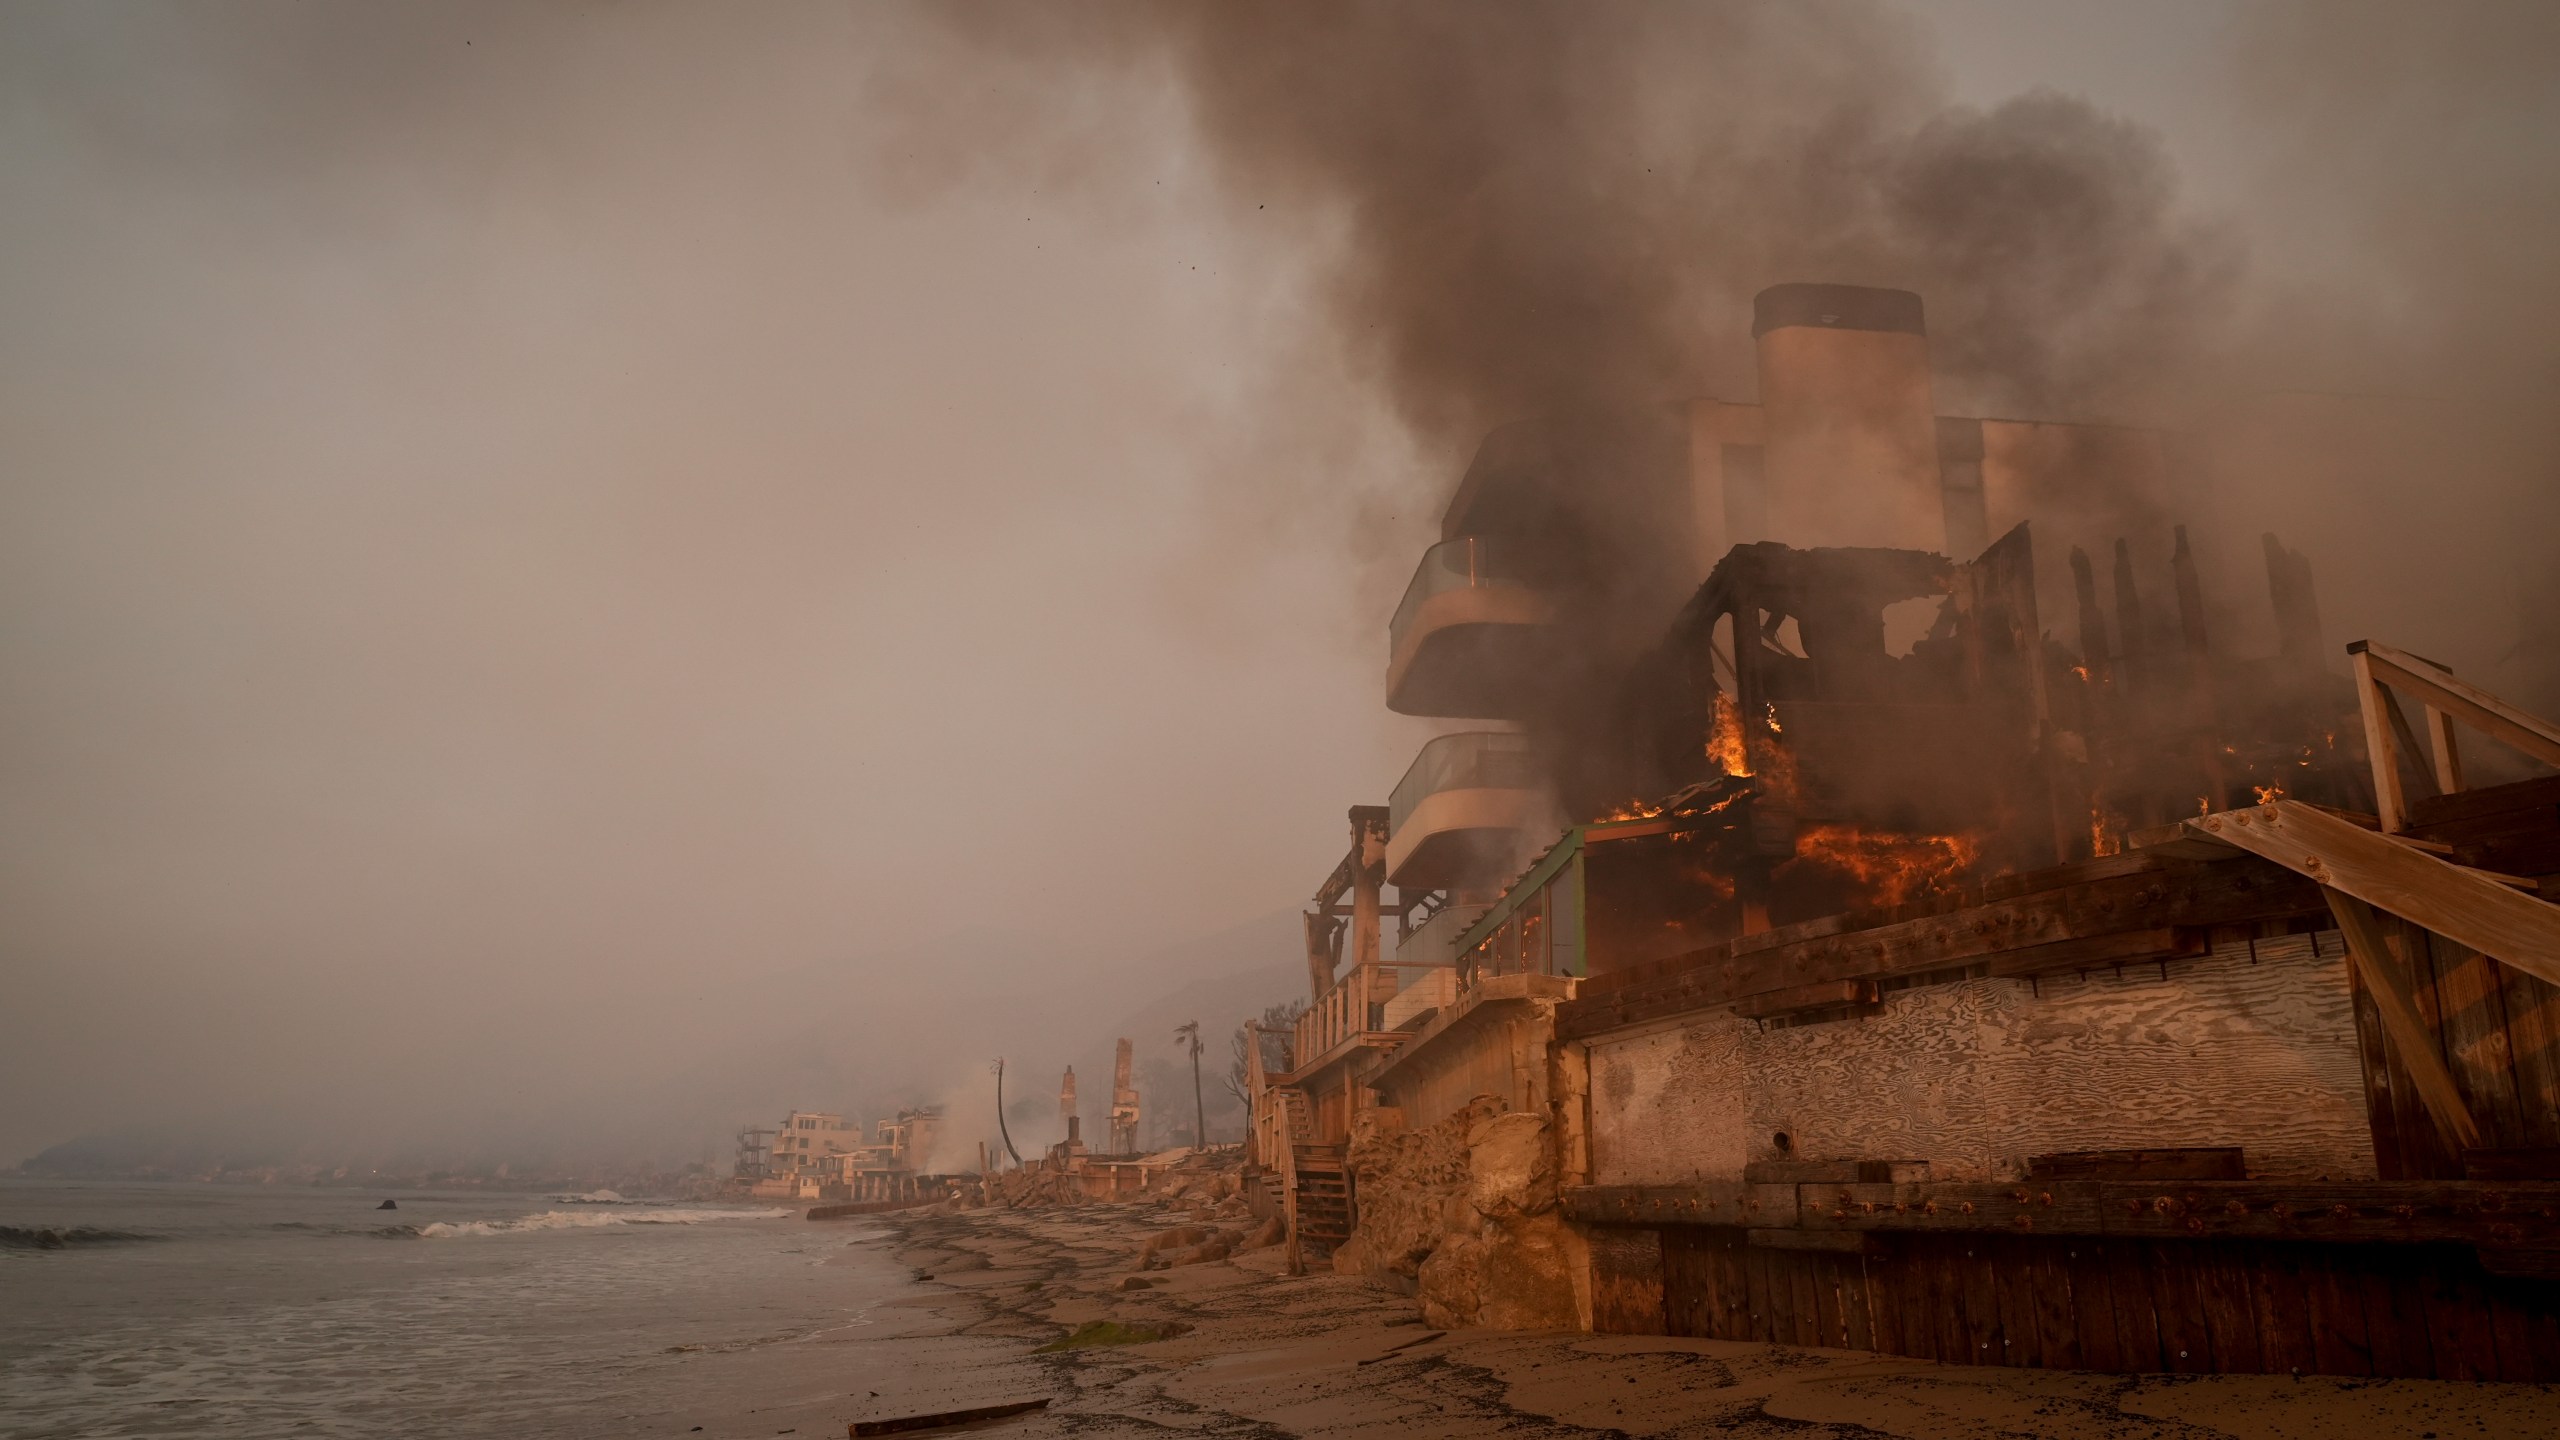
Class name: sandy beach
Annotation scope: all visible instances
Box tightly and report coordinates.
[755,1201,2560,1440]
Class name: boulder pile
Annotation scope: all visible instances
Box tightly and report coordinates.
[1331,1094,1582,1329]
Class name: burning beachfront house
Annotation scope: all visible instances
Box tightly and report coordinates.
[1244,282,2560,1378]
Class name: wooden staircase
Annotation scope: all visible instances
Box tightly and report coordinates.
[1291,1144,1353,1257]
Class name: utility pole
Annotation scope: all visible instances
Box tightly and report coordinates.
[1175,1021,1206,1148]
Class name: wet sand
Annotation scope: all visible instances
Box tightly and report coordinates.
[773,1203,2560,1439]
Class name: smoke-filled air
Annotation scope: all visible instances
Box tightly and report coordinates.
[7,3,2560,1421]
[4,0,2553,1179]
[0,0,2547,1163]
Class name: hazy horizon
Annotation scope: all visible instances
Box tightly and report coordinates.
[6,1,2554,1172]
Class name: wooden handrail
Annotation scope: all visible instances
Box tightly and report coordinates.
[2349,639,2560,833]
[1288,962,1449,1069]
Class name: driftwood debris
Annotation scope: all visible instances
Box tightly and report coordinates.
[1353,1328,1446,1366]
[849,1397,1049,1436]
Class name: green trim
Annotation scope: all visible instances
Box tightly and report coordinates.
[1567,829,1589,977]
[1452,827,1588,958]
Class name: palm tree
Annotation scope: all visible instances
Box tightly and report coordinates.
[990,1058,1020,1166]
[1174,1021,1206,1149]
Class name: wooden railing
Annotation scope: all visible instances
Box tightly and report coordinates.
[1289,962,1454,1070]
[1244,1025,1278,1171]
[2349,639,2560,833]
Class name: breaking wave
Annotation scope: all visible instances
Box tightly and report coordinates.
[0,1225,158,1251]
[268,1221,423,1239]
[415,1207,789,1239]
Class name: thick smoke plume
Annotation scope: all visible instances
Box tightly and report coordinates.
[901,0,2229,449]
[884,0,2555,697]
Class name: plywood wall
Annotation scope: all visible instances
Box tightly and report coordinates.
[1589,933,2376,1184]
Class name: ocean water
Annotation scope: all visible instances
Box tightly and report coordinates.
[0,1179,941,1440]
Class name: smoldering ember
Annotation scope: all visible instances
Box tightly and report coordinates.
[5,5,2560,1440]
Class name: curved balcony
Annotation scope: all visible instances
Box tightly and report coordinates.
[1385,731,1551,890]
[1386,538,1556,718]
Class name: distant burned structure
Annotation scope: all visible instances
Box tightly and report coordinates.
[1246,282,2560,1379]
[1109,1038,1142,1155]
[742,1106,945,1205]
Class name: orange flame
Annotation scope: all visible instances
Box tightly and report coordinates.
[1781,824,1984,908]
[2089,806,2126,857]
[1599,798,1666,822]
[1707,693,1752,777]
[2254,783,2286,804]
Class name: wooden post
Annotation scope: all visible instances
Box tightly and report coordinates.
[2171,526,2229,812]
[2353,647,2410,834]
[1277,1089,1306,1275]
[1303,910,1336,1003]
[2395,648,2466,795]
[2263,533,2325,677]
[1350,806,1387,1035]
[2069,545,2113,689]
[2427,704,2466,796]
[2112,537,2147,697]
[1351,807,1386,973]
[2170,526,2210,661]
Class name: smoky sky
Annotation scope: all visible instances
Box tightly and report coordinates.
[3,2,2554,1169]
[892,1,2234,449]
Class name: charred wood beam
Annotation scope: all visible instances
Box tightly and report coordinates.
[1312,808,1392,905]
[1594,850,2263,994]
[1557,856,2321,1043]
[2113,537,2148,692]
[1311,852,1358,908]
[1564,1180,2560,1251]
[2171,526,2210,660]
[1564,1181,1800,1227]
[2069,545,2113,687]
[2263,533,2326,674]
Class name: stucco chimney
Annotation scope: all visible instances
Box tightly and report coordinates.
[1752,283,1943,551]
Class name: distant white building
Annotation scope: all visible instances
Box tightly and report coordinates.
[753,1110,860,1199]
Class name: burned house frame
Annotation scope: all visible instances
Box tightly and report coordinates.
[1243,281,2560,1378]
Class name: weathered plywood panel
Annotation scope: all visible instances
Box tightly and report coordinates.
[1591,933,2375,1184]
[1378,1013,1539,1129]
[1588,1019,1752,1185]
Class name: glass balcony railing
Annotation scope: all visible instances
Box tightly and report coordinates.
[1389,537,1530,654]
[1388,730,1541,837]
